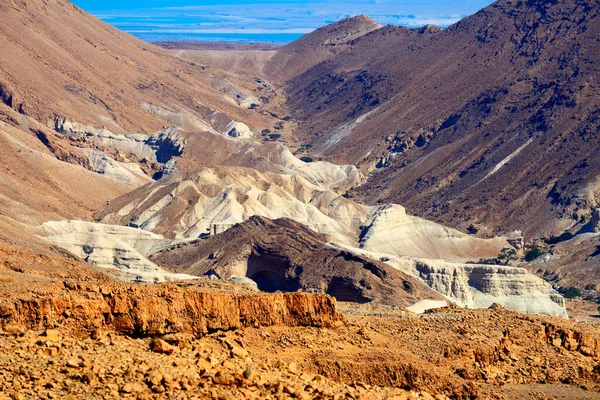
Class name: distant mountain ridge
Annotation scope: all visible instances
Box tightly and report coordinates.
[264,15,382,84]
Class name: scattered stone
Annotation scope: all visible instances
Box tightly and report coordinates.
[212,372,234,385]
[243,366,253,380]
[230,345,248,359]
[4,325,25,335]
[288,361,298,373]
[44,329,61,342]
[150,339,176,355]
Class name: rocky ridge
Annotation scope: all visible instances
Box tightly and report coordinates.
[0,281,339,336]
[150,216,444,307]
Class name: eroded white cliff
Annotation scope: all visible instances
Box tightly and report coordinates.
[331,244,568,318]
[39,220,197,283]
[359,204,508,260]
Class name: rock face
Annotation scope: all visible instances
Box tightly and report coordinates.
[506,230,525,250]
[591,209,600,233]
[393,258,568,318]
[84,149,151,185]
[328,243,568,317]
[151,216,444,307]
[0,282,340,336]
[359,205,508,259]
[56,121,186,167]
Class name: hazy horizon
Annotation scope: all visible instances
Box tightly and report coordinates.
[71,0,494,44]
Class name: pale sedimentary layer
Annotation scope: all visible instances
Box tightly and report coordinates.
[100,167,506,260]
[39,220,196,283]
[331,244,568,318]
[359,204,508,260]
[101,167,369,243]
[84,149,151,186]
[399,259,568,318]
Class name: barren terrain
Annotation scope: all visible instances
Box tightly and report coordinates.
[0,0,600,398]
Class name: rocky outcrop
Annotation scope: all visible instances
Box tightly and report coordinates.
[591,209,600,233]
[85,149,151,185]
[151,216,444,307]
[0,282,340,336]
[39,220,195,283]
[55,119,185,174]
[145,128,186,163]
[396,258,568,317]
[506,230,524,250]
[225,121,253,138]
[542,321,600,358]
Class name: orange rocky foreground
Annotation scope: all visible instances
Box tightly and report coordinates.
[0,281,339,336]
[0,279,434,399]
[1,277,600,399]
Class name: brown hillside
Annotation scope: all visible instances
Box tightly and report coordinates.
[264,15,382,85]
[276,0,600,238]
[150,216,443,307]
[0,0,270,134]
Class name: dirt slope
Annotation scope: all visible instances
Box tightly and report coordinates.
[264,15,382,85]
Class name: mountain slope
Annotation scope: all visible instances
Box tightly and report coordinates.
[0,0,269,134]
[0,0,284,274]
[276,0,600,238]
[264,15,382,85]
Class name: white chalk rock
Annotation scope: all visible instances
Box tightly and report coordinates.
[225,121,253,138]
[360,204,508,260]
[39,220,197,283]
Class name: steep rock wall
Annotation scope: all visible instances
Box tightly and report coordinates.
[0,282,340,336]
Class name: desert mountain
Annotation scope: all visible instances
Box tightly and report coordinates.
[272,0,600,240]
[1,1,600,398]
[0,0,574,316]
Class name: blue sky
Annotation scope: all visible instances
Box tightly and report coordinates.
[72,0,495,43]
